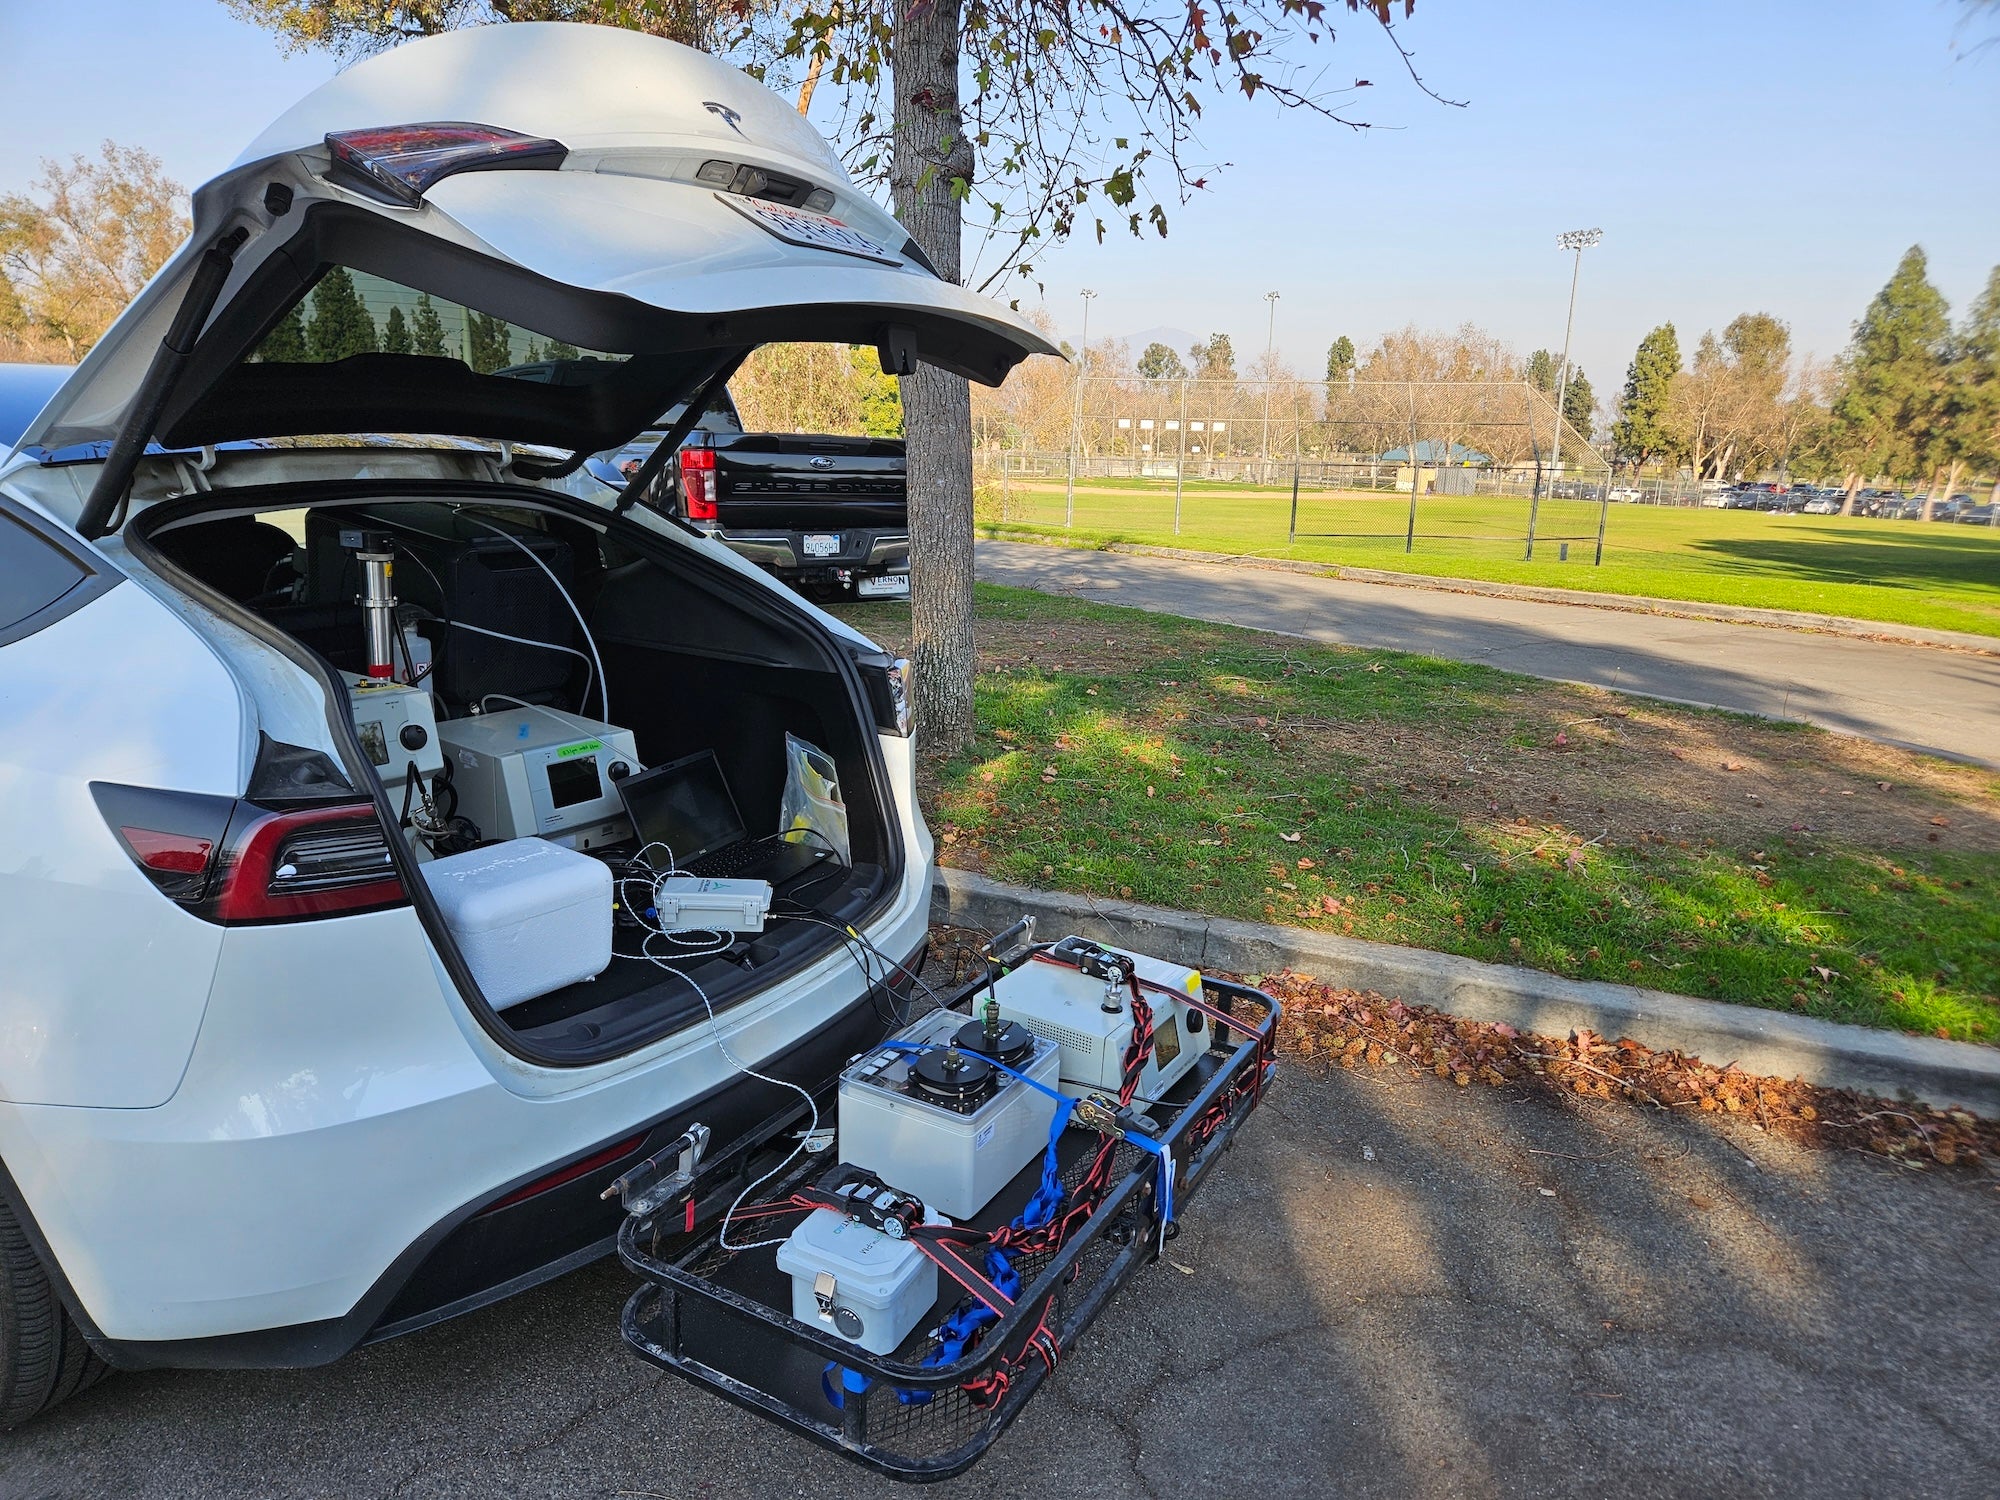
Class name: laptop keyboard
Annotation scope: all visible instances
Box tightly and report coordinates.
[690,838,779,878]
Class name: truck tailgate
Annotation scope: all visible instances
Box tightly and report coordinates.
[713,435,905,531]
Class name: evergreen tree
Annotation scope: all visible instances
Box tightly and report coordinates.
[1562,367,1595,443]
[1136,341,1187,380]
[1829,246,1950,488]
[305,266,378,361]
[465,310,514,374]
[1611,323,1681,470]
[1524,348,1558,394]
[545,338,581,362]
[1325,335,1356,382]
[1187,333,1236,382]
[1943,264,2000,505]
[380,303,412,355]
[255,303,308,363]
[410,293,449,358]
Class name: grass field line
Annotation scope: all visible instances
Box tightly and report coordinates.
[976,484,2000,638]
[982,532,2000,656]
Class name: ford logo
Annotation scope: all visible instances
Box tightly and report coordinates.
[808,456,835,469]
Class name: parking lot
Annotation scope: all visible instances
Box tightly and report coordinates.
[6,1062,1994,1500]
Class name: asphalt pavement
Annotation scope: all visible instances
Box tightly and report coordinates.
[975,541,2000,768]
[5,1065,1995,1499]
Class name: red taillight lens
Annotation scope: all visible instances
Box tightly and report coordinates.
[680,446,719,520]
[325,122,567,206]
[211,804,406,923]
[95,782,406,925]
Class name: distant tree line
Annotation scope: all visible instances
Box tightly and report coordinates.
[1611,246,2000,511]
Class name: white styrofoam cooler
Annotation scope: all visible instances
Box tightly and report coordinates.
[776,1207,941,1355]
[420,838,612,1010]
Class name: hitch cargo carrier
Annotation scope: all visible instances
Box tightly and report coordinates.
[613,948,1278,1482]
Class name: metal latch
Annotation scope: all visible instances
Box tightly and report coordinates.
[601,1123,710,1217]
[814,1271,838,1320]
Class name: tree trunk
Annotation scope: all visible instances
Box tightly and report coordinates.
[1920,465,1944,522]
[890,0,977,750]
[1840,470,1861,517]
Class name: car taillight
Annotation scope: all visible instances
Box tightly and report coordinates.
[325,122,567,207]
[856,653,915,737]
[94,783,406,925]
[680,446,719,520]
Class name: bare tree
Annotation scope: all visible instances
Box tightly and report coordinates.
[0,142,188,359]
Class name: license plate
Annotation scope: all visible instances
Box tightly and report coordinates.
[717,195,901,266]
[802,533,841,558]
[856,574,910,598]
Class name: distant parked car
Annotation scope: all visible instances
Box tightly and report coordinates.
[1607,485,1642,503]
[1802,493,1841,515]
[1955,502,1997,525]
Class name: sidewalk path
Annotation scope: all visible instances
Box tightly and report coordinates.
[977,541,2000,767]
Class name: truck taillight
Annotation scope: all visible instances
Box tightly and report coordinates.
[680,446,719,521]
[93,783,407,925]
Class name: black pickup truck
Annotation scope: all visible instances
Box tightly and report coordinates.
[584,389,909,602]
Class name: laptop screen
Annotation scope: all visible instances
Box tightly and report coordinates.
[616,751,746,864]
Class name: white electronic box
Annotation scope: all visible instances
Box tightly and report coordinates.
[837,1008,1061,1221]
[342,673,443,798]
[993,938,1210,1101]
[437,705,641,849]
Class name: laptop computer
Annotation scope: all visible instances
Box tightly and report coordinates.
[615,749,840,886]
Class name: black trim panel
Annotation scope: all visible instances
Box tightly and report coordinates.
[0,497,121,647]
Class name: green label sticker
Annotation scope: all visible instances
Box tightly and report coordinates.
[557,740,603,758]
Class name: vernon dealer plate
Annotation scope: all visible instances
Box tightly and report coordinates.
[718,195,902,266]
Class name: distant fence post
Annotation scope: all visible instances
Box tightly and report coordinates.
[1288,463,1300,544]
[1594,479,1609,565]
[1404,384,1420,554]
[1174,377,1187,535]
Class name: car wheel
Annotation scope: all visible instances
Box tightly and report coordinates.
[0,1196,110,1428]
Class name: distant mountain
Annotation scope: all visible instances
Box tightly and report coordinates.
[1116,325,1202,355]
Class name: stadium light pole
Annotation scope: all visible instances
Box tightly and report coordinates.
[1529,227,1602,560]
[1262,291,1280,483]
[1066,288,1096,527]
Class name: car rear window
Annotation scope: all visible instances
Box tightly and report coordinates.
[251,267,631,386]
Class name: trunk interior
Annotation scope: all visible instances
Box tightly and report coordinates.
[147,492,897,1058]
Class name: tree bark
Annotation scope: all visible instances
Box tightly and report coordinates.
[1840,470,1861,517]
[890,0,977,750]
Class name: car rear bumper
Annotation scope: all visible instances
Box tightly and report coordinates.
[710,526,908,575]
[1,941,925,1372]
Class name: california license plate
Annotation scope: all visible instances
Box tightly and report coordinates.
[717,195,901,266]
[856,574,910,598]
[802,533,841,558]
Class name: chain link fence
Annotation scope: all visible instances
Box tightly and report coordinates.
[972,376,1620,561]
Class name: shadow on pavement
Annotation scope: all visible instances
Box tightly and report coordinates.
[9,1069,1996,1499]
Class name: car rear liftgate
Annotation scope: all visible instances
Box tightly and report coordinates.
[604,929,1280,1481]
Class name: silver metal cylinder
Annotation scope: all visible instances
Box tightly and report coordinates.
[357,548,398,679]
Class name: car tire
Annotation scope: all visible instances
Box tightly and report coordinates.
[0,1196,110,1428]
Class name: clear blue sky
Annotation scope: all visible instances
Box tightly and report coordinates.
[3,0,1994,400]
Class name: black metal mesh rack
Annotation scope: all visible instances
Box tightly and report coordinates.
[616,971,1279,1482]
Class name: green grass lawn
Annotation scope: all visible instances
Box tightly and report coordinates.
[841,586,2000,1042]
[981,484,2000,638]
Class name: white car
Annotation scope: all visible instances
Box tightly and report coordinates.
[0,23,1048,1426]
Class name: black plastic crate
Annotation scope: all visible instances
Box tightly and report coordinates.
[616,973,1279,1481]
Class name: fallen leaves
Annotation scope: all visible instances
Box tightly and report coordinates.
[1266,970,1998,1170]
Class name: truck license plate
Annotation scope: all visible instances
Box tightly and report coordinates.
[802,533,841,558]
[856,574,910,598]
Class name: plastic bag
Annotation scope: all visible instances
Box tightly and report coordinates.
[779,732,850,865]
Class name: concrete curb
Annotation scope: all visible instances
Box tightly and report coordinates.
[931,867,2000,1116]
[979,532,1999,656]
